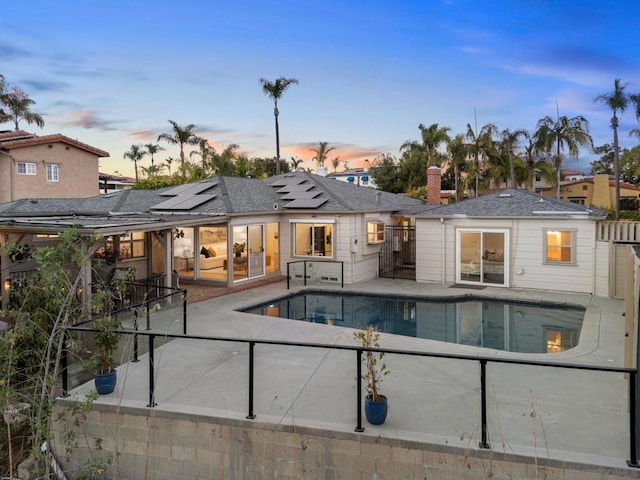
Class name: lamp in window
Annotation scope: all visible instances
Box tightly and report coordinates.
[174,237,192,258]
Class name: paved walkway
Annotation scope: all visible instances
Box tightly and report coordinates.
[69,278,634,470]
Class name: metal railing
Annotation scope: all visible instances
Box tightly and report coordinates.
[59,329,640,467]
[287,260,344,289]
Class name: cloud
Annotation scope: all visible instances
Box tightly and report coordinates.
[20,79,70,93]
[0,42,31,61]
[57,110,117,131]
[284,143,383,168]
[458,45,490,55]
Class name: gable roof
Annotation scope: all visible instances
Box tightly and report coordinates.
[414,189,606,219]
[0,130,109,157]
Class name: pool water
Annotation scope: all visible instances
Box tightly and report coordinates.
[242,291,585,354]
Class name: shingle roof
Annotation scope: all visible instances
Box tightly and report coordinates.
[0,173,429,231]
[414,189,606,219]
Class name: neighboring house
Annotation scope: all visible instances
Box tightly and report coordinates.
[413,188,607,295]
[0,130,110,203]
[0,173,428,306]
[99,172,135,194]
[532,168,589,192]
[326,168,376,188]
[540,173,640,210]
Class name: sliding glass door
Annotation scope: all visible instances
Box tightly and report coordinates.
[457,229,508,286]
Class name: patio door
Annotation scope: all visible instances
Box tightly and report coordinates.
[457,229,508,286]
[232,224,265,282]
[248,225,264,278]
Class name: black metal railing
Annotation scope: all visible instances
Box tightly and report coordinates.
[59,329,640,467]
[287,260,344,289]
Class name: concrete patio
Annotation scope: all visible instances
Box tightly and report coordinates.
[63,278,638,476]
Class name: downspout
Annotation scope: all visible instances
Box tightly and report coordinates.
[10,155,15,201]
[441,218,446,285]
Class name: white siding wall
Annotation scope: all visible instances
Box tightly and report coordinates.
[416,217,597,294]
[594,240,611,297]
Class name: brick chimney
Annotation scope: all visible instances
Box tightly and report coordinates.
[426,166,441,205]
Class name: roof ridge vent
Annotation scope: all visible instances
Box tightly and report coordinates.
[498,193,514,198]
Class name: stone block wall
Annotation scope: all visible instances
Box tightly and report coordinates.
[51,402,638,480]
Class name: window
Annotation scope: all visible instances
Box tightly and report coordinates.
[46,164,59,182]
[367,221,385,244]
[543,229,575,264]
[292,222,333,257]
[17,162,36,175]
[119,232,145,259]
[534,174,541,182]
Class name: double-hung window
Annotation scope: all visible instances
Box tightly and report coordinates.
[46,164,59,182]
[543,229,575,264]
[17,162,36,175]
[291,220,334,258]
[367,221,385,244]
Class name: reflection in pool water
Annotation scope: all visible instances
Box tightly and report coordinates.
[242,291,585,354]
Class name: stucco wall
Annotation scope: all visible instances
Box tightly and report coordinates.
[2,142,100,202]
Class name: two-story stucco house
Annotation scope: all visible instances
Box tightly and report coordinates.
[0,130,110,203]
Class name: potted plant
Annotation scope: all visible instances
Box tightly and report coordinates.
[233,242,246,258]
[354,325,390,425]
[90,316,121,395]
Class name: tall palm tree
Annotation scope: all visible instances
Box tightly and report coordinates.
[310,141,336,168]
[533,115,592,200]
[1,87,45,130]
[465,122,497,196]
[144,143,164,177]
[331,157,341,172]
[189,137,216,173]
[157,120,200,175]
[260,77,299,176]
[124,144,147,182]
[594,79,640,220]
[494,128,526,188]
[401,123,451,170]
[447,134,469,202]
[290,156,304,171]
[163,157,176,176]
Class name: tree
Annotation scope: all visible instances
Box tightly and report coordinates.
[401,123,451,170]
[446,134,469,201]
[590,144,616,175]
[157,120,200,174]
[533,115,592,199]
[189,137,216,174]
[123,144,146,182]
[621,146,640,185]
[331,157,341,172]
[163,156,176,176]
[260,77,299,176]
[0,87,45,131]
[144,143,164,177]
[465,122,497,196]
[310,141,336,168]
[289,156,304,172]
[494,128,526,188]
[370,154,403,193]
[594,79,640,219]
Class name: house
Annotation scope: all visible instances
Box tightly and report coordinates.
[0,172,428,307]
[99,172,135,194]
[413,188,607,295]
[326,168,376,188]
[0,130,110,203]
[540,173,640,210]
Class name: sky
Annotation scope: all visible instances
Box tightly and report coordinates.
[2,0,640,178]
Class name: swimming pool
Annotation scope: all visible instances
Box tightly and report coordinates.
[242,291,585,354]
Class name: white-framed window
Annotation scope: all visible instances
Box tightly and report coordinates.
[46,164,59,182]
[291,220,334,257]
[367,221,385,244]
[17,162,36,175]
[543,229,575,265]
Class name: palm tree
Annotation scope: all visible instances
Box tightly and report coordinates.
[124,144,147,182]
[163,157,176,176]
[533,115,592,200]
[145,143,164,177]
[494,128,526,188]
[447,134,469,202]
[1,87,45,130]
[157,120,200,174]
[331,157,341,172]
[260,77,299,176]
[190,137,216,173]
[401,123,451,170]
[465,122,497,196]
[594,79,640,220]
[310,141,336,168]
[290,156,304,171]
